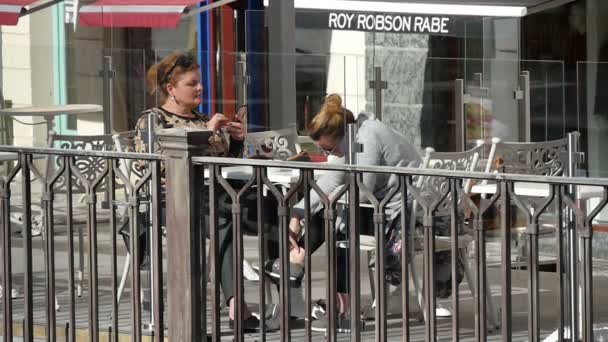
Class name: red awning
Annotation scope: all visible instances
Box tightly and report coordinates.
[79,0,202,28]
[0,0,37,25]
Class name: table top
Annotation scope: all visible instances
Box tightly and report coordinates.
[471,182,604,199]
[0,104,103,116]
[204,165,331,184]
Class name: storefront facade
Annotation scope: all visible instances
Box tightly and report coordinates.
[1,0,607,178]
[251,0,607,179]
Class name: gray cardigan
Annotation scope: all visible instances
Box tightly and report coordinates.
[293,112,421,219]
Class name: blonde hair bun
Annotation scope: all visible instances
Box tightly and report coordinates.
[323,94,343,109]
[308,94,355,141]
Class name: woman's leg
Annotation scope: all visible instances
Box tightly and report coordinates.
[216,224,235,305]
[210,191,283,321]
[203,188,253,321]
[296,213,327,255]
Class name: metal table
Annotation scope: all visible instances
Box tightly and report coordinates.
[0,104,103,138]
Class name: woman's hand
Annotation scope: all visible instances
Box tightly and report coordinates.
[207,113,229,132]
[288,216,302,251]
[289,216,302,236]
[225,121,246,141]
[226,106,247,141]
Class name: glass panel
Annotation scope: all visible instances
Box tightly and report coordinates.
[105,48,148,133]
[243,51,349,158]
[522,59,566,142]
[64,45,105,134]
[2,44,105,146]
[470,59,520,145]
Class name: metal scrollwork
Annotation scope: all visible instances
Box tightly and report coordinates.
[245,128,298,160]
[495,138,568,176]
[53,135,114,194]
[417,144,483,213]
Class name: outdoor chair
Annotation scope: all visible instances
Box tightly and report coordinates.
[244,127,302,160]
[408,143,500,330]
[479,133,580,268]
[44,132,129,298]
[354,152,432,321]
[113,127,271,312]
[361,142,500,331]
[112,130,151,306]
[4,132,127,310]
[244,127,304,309]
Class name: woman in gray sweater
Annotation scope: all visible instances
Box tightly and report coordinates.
[262,94,421,331]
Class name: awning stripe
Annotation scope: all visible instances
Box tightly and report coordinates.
[0,1,38,25]
[0,12,18,24]
[78,0,203,27]
[0,0,37,5]
[79,5,187,14]
[79,12,183,27]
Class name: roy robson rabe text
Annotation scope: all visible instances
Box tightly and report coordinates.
[328,12,451,34]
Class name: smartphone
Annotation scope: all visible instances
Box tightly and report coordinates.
[234,105,247,123]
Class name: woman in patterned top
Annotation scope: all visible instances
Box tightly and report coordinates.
[134,52,259,330]
[135,52,245,156]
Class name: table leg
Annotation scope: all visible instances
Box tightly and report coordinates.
[44,116,55,176]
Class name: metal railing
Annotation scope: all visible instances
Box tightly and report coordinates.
[0,146,164,342]
[1,128,608,341]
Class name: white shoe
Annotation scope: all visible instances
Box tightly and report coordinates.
[436,305,452,317]
[0,286,20,299]
[243,259,260,282]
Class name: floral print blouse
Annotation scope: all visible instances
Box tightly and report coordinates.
[134,107,243,158]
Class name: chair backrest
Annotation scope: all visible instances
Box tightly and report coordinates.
[48,132,115,195]
[474,137,500,186]
[112,130,147,182]
[424,143,483,196]
[474,137,501,173]
[492,135,571,176]
[408,144,483,237]
[245,127,300,160]
[113,130,137,153]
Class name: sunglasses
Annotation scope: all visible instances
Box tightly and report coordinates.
[159,54,196,85]
[317,141,341,156]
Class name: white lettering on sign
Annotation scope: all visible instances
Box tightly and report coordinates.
[328,12,355,29]
[329,12,449,34]
[413,16,423,32]
[441,17,449,33]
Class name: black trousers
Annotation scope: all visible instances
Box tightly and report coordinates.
[210,190,280,304]
[299,207,376,293]
[121,189,280,306]
[214,193,378,300]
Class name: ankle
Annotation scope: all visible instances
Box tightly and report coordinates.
[228,298,251,320]
[337,293,350,314]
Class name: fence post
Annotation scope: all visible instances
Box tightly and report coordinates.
[157,128,212,341]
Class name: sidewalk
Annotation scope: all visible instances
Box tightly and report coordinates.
[3,221,608,341]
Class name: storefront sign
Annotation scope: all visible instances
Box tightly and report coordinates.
[296,11,459,35]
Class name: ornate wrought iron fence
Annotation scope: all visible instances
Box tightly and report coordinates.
[0,146,164,342]
[193,156,608,342]
[1,128,608,342]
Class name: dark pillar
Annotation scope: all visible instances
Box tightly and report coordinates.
[268,0,296,129]
[157,128,212,341]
